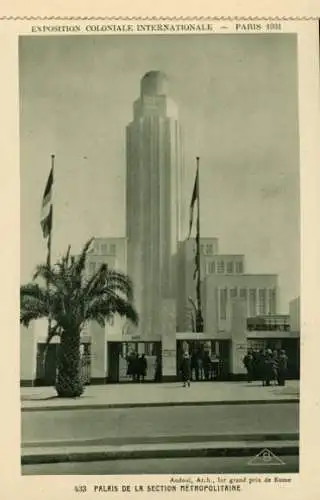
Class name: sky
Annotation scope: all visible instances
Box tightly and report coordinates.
[19,33,300,312]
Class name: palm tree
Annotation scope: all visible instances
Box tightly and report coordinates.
[20,239,139,398]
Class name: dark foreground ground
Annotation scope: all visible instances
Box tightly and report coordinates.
[22,455,299,475]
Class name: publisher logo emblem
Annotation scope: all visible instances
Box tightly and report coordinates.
[248,448,285,466]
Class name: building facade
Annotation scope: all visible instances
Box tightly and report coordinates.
[177,237,278,332]
[20,71,300,385]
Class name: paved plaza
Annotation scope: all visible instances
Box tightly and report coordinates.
[22,401,299,470]
[21,380,299,411]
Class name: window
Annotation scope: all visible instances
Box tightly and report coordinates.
[240,288,247,299]
[236,261,244,273]
[110,244,116,255]
[226,261,234,274]
[101,244,107,254]
[108,316,114,327]
[206,244,213,255]
[219,288,228,320]
[144,343,156,356]
[208,261,215,274]
[122,343,128,358]
[258,289,267,315]
[268,289,276,314]
[247,339,265,351]
[249,289,257,316]
[89,262,96,274]
[230,287,237,298]
[138,343,145,355]
[217,260,225,273]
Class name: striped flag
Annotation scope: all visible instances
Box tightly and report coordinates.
[187,167,199,239]
[40,167,53,239]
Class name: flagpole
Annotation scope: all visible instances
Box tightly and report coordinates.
[47,154,55,336]
[195,156,204,333]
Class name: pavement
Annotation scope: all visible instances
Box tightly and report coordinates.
[21,380,300,411]
[21,402,299,466]
[22,455,300,475]
[21,381,299,469]
[22,439,299,466]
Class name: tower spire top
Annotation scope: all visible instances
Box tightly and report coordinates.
[141,70,168,96]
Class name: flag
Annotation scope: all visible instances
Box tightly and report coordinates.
[187,167,199,239]
[40,167,53,238]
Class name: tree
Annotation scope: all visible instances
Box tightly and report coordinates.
[20,239,139,398]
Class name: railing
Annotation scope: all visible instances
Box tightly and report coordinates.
[247,324,290,332]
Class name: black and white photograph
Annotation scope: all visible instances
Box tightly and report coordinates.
[19,26,301,476]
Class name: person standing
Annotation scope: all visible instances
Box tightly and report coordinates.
[138,353,148,382]
[126,351,135,382]
[243,350,254,383]
[264,349,274,386]
[258,349,266,385]
[132,352,140,382]
[154,355,162,383]
[202,351,211,381]
[272,350,279,385]
[181,351,191,387]
[277,349,288,386]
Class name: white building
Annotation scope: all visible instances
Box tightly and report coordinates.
[20,71,300,385]
[126,71,182,344]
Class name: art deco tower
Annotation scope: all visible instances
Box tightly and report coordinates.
[126,71,182,339]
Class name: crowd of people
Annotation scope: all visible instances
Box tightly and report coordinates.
[125,346,289,387]
[179,349,221,387]
[242,348,289,386]
[126,352,162,382]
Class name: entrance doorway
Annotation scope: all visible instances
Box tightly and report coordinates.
[176,340,231,381]
[107,342,161,383]
[108,342,161,383]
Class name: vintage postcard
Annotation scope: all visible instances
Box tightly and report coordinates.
[0,12,320,500]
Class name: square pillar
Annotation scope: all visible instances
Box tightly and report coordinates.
[230,298,247,376]
[20,324,37,386]
[90,322,107,383]
[161,299,177,381]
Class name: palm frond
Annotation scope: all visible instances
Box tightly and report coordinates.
[21,238,138,334]
[82,267,134,305]
[103,270,134,301]
[33,264,67,293]
[82,263,108,298]
[74,238,94,276]
[20,298,49,326]
[21,282,48,300]
[20,283,65,327]
[85,293,139,326]
[64,245,72,267]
